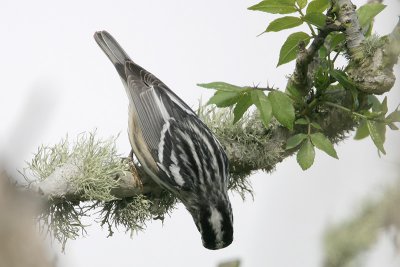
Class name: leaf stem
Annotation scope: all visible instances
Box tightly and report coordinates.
[297,7,317,37]
[324,101,367,119]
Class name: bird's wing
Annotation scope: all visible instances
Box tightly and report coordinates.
[125,61,200,190]
[124,61,196,156]
[95,30,199,190]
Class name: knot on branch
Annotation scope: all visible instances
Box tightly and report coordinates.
[346,27,400,95]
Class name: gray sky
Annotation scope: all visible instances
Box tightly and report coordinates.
[0,0,399,266]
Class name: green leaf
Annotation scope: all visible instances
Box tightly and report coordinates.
[208,91,240,107]
[388,123,399,130]
[381,96,388,115]
[386,109,400,123]
[354,119,370,140]
[357,3,386,28]
[367,120,386,154]
[251,90,273,127]
[303,12,326,28]
[265,16,303,32]
[367,95,381,112]
[310,122,322,130]
[233,93,253,124]
[330,69,356,90]
[327,32,345,51]
[330,69,358,107]
[319,45,328,58]
[278,31,311,66]
[269,91,295,130]
[314,67,330,91]
[296,0,307,9]
[310,132,338,159]
[297,139,315,170]
[286,84,305,100]
[248,0,297,14]
[386,106,400,130]
[295,118,309,125]
[197,82,242,92]
[286,133,308,149]
[366,96,387,117]
[306,0,329,14]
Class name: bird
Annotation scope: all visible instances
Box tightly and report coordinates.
[94,31,233,250]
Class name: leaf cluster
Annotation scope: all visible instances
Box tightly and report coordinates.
[249,0,386,66]
[199,0,398,170]
[354,96,400,155]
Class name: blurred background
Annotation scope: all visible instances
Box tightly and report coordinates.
[0,0,399,266]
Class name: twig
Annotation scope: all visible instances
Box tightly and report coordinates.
[287,20,345,95]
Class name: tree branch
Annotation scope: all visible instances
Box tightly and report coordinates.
[333,0,400,94]
[334,0,365,60]
[287,19,345,95]
[31,90,356,205]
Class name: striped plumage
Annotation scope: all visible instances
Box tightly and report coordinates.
[94,31,233,249]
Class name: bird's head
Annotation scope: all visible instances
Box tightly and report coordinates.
[189,199,233,250]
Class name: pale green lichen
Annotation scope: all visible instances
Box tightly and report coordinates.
[39,201,85,252]
[69,132,128,202]
[100,192,176,237]
[27,131,177,251]
[362,34,384,58]
[28,132,129,201]
[29,137,70,180]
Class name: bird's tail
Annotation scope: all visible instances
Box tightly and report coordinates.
[94,31,131,77]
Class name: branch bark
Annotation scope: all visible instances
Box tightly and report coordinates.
[334,0,365,60]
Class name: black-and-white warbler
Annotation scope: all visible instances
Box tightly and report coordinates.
[94,31,233,250]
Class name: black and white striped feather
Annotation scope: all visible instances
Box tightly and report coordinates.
[94,31,233,250]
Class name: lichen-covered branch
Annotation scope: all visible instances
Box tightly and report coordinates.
[334,0,365,59]
[26,133,176,250]
[25,89,357,249]
[333,0,400,94]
